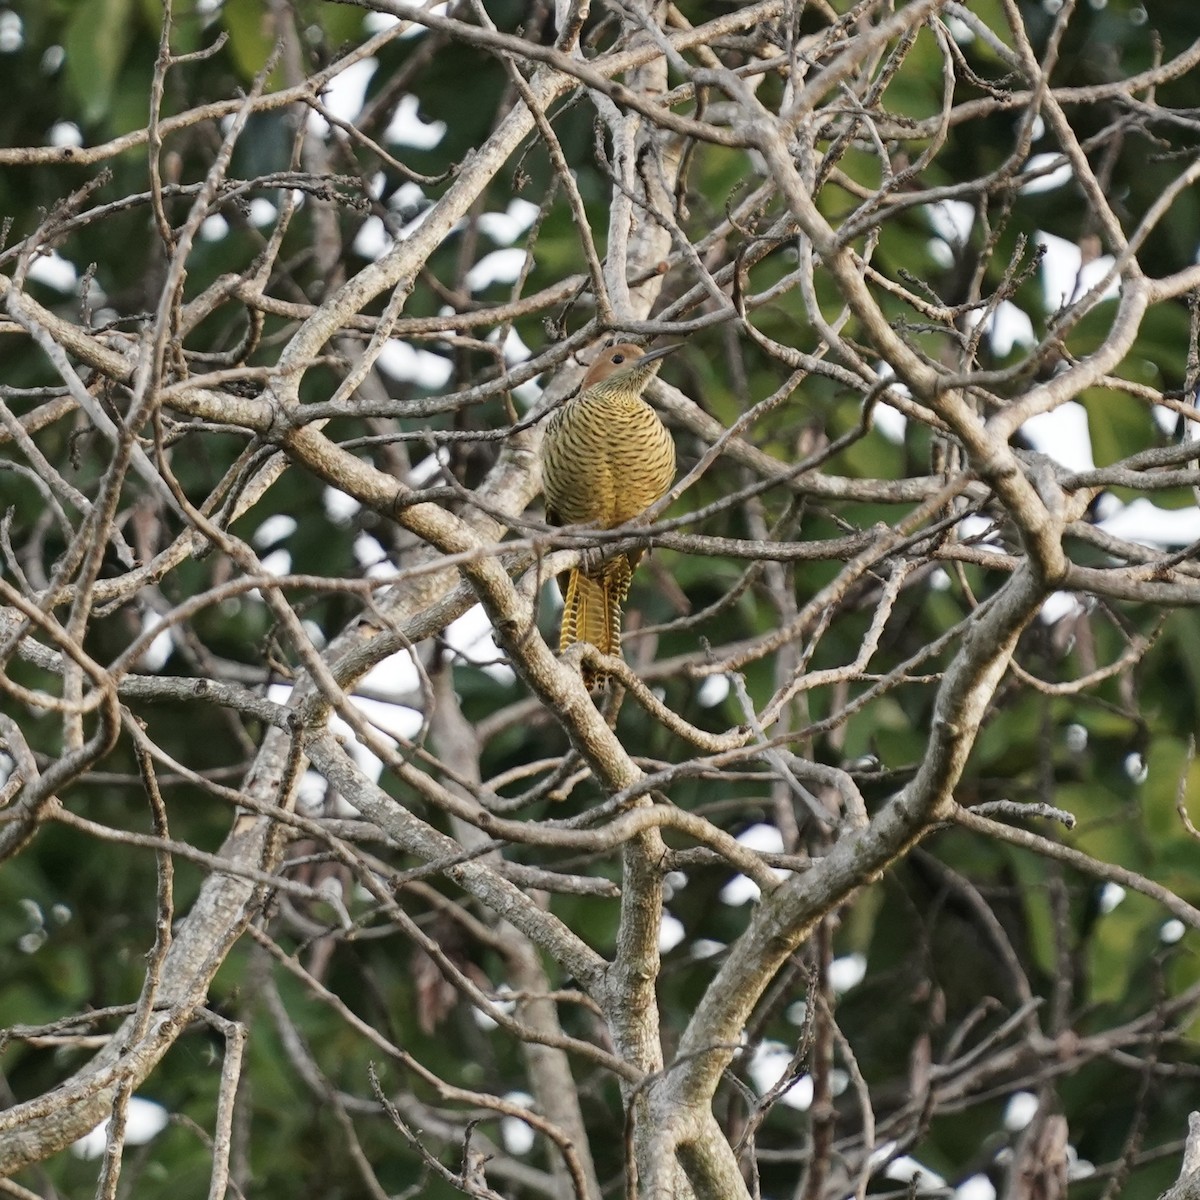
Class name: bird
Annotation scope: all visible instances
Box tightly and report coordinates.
[541,342,678,687]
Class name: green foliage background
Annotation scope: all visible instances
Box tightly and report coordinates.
[2,0,1200,1196]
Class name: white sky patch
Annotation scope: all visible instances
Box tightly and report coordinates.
[392,180,428,211]
[502,336,542,402]
[354,214,391,260]
[735,824,785,853]
[258,548,291,577]
[989,300,1036,356]
[254,514,298,548]
[1124,752,1147,783]
[201,213,229,241]
[18,898,46,953]
[353,531,387,571]
[719,824,786,905]
[872,369,911,442]
[944,13,975,42]
[748,1042,812,1110]
[466,247,528,292]
[696,674,730,708]
[1068,1146,1096,1179]
[663,870,687,900]
[921,199,969,267]
[929,567,952,591]
[873,401,907,443]
[492,324,532,366]
[393,206,436,246]
[248,197,277,227]
[447,603,515,684]
[921,208,1036,355]
[1161,919,1186,944]
[720,875,761,907]
[366,185,435,246]
[360,650,421,702]
[408,448,448,487]
[72,1098,169,1159]
[1038,230,1118,308]
[364,11,400,33]
[267,681,421,794]
[1020,401,1095,473]
[136,611,173,672]
[478,198,540,244]
[957,513,1004,549]
[365,170,387,201]
[49,120,83,148]
[928,239,954,269]
[398,1,447,38]
[925,200,974,268]
[0,10,23,51]
[472,985,515,1031]
[543,575,564,614]
[1152,404,1181,434]
[691,938,725,959]
[486,325,542,408]
[1040,590,1081,624]
[27,251,77,292]
[1065,723,1088,752]
[829,953,867,994]
[385,92,447,148]
[659,912,685,952]
[332,694,424,787]
[325,486,361,523]
[1098,498,1200,548]
[956,1175,997,1200]
[926,199,975,247]
[1099,882,1126,912]
[377,340,453,388]
[1005,1090,1038,1131]
[500,1093,536,1155]
[867,1141,900,1173]
[1019,152,1072,194]
[883,1156,948,1191]
[295,769,331,815]
[309,57,376,136]
[366,560,400,583]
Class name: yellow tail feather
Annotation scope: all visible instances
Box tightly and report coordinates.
[560,557,636,686]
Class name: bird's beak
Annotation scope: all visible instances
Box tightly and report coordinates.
[639,344,680,366]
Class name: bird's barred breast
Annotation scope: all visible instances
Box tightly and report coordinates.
[543,396,675,528]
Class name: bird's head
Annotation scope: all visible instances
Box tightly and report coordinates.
[581,342,678,397]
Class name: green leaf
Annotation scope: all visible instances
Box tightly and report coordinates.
[222,0,281,83]
[65,0,136,124]
[1079,384,1156,469]
[1088,892,1157,1004]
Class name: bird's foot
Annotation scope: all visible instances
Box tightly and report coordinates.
[579,545,606,576]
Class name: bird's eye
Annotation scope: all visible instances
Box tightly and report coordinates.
[611,353,625,364]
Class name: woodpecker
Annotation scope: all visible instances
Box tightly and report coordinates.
[541,342,677,687]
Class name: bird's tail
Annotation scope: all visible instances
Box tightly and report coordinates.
[559,555,635,687]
